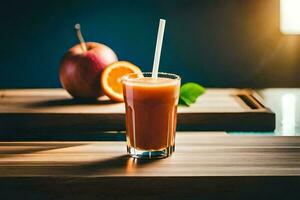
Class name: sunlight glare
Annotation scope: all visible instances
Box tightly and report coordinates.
[280,0,300,34]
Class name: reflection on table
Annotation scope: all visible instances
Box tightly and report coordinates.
[241,89,300,136]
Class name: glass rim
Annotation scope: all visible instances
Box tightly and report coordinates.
[122,72,181,82]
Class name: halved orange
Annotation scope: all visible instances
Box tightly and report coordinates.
[101,61,142,102]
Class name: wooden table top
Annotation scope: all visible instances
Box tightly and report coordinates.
[1,132,299,177]
[0,132,300,199]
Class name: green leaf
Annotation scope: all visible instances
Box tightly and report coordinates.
[179,82,205,106]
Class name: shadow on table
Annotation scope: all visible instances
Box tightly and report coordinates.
[69,155,161,176]
[26,98,117,108]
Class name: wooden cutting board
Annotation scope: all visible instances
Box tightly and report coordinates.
[0,89,275,133]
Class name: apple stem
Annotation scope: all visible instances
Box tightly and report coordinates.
[75,23,87,52]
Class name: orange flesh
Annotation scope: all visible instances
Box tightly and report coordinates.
[107,67,135,94]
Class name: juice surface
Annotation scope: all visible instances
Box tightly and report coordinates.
[123,77,180,150]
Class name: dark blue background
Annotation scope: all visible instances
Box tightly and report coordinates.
[1,0,300,88]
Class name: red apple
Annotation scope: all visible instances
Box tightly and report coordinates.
[59,42,118,98]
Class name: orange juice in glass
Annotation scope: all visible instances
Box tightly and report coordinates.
[122,72,180,158]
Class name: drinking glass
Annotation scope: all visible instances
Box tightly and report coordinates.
[122,72,181,158]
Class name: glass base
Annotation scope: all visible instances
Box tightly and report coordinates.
[127,145,175,159]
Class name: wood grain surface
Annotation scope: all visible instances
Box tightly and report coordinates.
[0,89,275,132]
[0,132,299,177]
[0,132,299,199]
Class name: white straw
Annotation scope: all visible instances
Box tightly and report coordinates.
[152,19,166,78]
